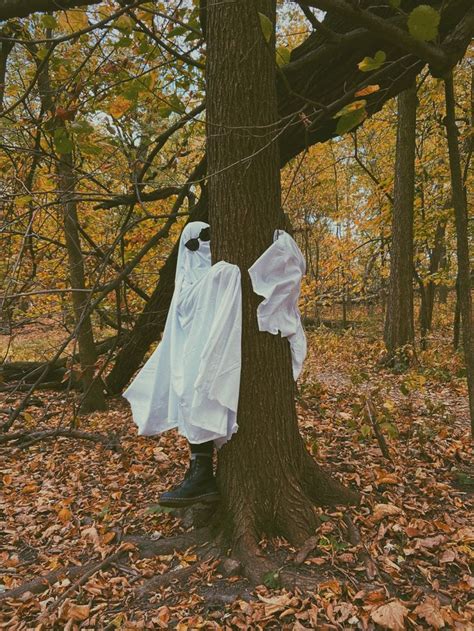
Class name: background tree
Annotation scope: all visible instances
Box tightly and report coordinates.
[383,82,417,365]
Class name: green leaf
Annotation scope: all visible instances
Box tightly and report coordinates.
[408,5,440,42]
[263,570,281,589]
[276,46,291,67]
[146,504,176,514]
[78,142,102,156]
[168,25,187,37]
[358,50,386,72]
[71,119,94,136]
[389,0,401,8]
[381,422,399,439]
[258,12,273,44]
[335,99,367,118]
[53,128,73,155]
[335,107,367,135]
[41,14,58,29]
[360,423,372,439]
[36,47,49,61]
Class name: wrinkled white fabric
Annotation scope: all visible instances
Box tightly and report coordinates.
[248,230,307,379]
[123,221,242,446]
[124,224,306,447]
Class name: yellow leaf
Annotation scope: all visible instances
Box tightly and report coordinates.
[3,474,12,485]
[22,484,39,494]
[108,96,133,118]
[58,10,89,33]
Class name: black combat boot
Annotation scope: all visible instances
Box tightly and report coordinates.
[158,453,219,507]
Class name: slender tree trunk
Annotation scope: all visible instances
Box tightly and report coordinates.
[444,72,474,436]
[34,45,106,413]
[57,149,107,413]
[418,219,447,347]
[384,82,417,364]
[206,0,357,573]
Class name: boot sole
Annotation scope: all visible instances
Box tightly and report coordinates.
[158,492,220,508]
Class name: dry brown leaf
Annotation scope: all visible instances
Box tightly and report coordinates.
[258,593,291,616]
[414,534,446,550]
[439,549,456,563]
[371,503,402,523]
[59,599,90,622]
[414,597,445,629]
[371,600,410,631]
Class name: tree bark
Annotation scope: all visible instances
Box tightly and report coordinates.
[444,72,474,436]
[206,0,358,566]
[383,82,417,363]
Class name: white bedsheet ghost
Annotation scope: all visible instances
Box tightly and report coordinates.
[124,223,306,447]
[249,230,307,379]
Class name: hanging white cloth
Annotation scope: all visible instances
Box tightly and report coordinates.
[123,221,242,446]
[248,230,307,380]
[124,223,306,447]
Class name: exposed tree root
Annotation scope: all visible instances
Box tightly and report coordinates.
[0,428,120,451]
[45,549,124,616]
[301,450,361,507]
[343,513,379,581]
[2,502,368,608]
[0,530,211,604]
[293,535,320,566]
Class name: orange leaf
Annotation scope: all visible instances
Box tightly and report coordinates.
[57,507,72,523]
[355,84,380,97]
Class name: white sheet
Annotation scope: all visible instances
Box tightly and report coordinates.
[123,221,241,445]
[248,230,307,379]
[124,224,306,446]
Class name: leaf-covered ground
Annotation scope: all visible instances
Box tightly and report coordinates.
[1,323,473,630]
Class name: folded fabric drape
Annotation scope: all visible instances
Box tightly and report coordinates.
[248,229,307,380]
[124,223,306,447]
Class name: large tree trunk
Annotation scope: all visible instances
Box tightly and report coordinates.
[206,0,358,574]
[383,82,417,363]
[444,72,474,436]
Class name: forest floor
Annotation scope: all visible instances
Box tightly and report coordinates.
[0,320,473,630]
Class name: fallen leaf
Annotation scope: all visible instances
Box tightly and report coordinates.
[59,599,90,622]
[57,508,72,523]
[414,534,446,550]
[371,503,402,523]
[371,600,410,631]
[414,597,445,629]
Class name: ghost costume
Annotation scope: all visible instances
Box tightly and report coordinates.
[123,221,242,447]
[124,223,306,449]
[249,229,307,380]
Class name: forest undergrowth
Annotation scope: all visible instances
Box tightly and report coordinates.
[0,319,472,630]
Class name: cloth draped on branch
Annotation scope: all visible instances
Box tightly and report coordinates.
[124,222,306,447]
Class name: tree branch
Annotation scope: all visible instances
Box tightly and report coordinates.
[300,0,449,72]
[0,0,101,21]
